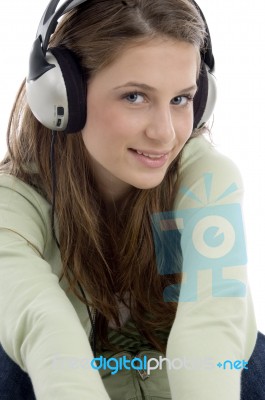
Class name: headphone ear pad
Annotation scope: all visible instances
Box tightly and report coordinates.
[49,47,87,133]
[193,61,217,129]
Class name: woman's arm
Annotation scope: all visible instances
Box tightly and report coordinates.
[165,136,257,399]
[0,175,110,400]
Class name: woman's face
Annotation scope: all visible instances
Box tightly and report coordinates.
[82,38,199,201]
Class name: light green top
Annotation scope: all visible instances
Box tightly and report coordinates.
[0,135,257,399]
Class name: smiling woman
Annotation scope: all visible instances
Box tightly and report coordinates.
[0,1,259,400]
[82,39,198,198]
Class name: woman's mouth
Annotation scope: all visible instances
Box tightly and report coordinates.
[129,148,170,168]
[135,150,166,159]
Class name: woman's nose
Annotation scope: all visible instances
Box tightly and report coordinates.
[145,106,176,144]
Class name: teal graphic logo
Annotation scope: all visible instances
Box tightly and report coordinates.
[151,173,247,302]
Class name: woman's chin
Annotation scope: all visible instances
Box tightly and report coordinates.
[132,178,165,191]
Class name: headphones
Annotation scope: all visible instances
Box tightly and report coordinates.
[26,0,217,134]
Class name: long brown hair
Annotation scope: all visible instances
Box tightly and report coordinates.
[1,0,206,353]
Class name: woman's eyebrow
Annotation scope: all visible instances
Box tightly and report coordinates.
[112,82,198,94]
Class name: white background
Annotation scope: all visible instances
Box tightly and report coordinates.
[0,1,265,332]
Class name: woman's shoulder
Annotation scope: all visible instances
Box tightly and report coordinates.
[0,172,50,210]
[175,135,244,209]
[180,135,243,183]
[0,172,52,255]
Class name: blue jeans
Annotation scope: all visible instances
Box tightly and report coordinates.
[0,332,265,399]
[241,331,265,399]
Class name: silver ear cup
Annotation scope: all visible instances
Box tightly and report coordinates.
[26,51,69,131]
[197,67,217,129]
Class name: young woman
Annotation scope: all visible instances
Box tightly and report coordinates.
[0,0,260,399]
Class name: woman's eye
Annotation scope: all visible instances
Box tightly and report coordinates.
[125,92,145,103]
[171,96,192,106]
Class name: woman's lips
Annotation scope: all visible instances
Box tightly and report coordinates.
[129,148,170,168]
[135,150,165,159]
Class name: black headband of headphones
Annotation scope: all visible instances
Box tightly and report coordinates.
[27,0,216,132]
[29,0,214,82]
[192,0,214,71]
[29,0,85,81]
